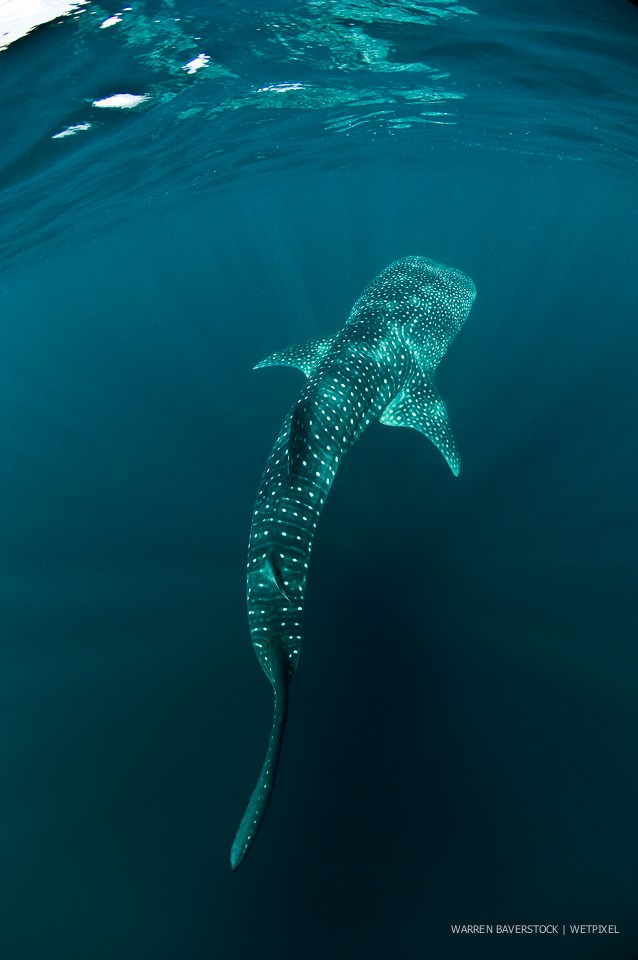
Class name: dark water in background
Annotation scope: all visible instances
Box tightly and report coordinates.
[2,1,638,958]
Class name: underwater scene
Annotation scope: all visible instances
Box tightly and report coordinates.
[1,1,638,957]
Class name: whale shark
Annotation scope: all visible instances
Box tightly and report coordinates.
[231,255,476,870]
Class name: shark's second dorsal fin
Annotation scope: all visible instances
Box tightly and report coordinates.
[264,552,293,602]
[380,370,461,476]
[254,336,333,377]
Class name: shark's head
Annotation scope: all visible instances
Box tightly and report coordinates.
[383,256,476,368]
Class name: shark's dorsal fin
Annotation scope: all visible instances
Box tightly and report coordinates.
[288,398,312,481]
[380,370,461,476]
[254,336,333,377]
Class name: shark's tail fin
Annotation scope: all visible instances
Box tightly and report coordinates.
[230,646,289,871]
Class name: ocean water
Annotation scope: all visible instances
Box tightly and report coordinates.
[1,1,638,958]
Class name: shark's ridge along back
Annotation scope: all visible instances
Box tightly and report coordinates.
[231,256,476,869]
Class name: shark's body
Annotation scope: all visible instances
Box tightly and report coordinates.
[231,256,476,870]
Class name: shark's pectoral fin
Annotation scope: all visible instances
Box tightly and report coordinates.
[254,336,334,377]
[380,371,461,476]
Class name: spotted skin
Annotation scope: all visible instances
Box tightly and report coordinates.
[230,256,476,870]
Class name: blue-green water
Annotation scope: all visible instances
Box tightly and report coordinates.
[1,2,638,958]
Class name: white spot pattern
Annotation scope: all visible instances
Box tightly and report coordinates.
[232,256,476,870]
[247,255,475,682]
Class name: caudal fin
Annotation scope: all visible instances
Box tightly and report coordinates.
[230,653,289,871]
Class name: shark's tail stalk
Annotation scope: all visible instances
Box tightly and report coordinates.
[230,645,289,871]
